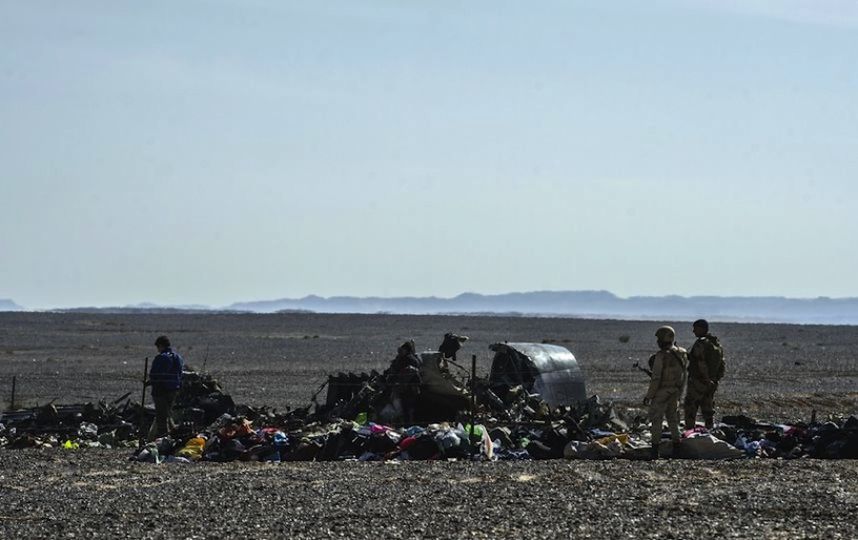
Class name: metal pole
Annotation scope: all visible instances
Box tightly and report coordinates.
[137,357,149,448]
[10,375,16,410]
[469,354,476,441]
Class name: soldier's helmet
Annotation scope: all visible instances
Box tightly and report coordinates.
[655,326,676,342]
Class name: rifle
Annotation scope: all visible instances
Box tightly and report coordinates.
[632,361,652,378]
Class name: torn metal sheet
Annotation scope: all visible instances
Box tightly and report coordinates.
[489,342,586,406]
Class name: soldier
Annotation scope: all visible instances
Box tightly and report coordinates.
[684,319,725,430]
[643,326,688,459]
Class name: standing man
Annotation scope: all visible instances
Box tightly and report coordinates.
[147,335,184,440]
[387,340,423,424]
[684,319,725,430]
[643,326,688,459]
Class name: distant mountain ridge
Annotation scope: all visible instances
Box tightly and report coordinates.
[0,298,23,311]
[226,290,858,325]
[21,291,858,324]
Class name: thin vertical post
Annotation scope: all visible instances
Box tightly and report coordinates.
[138,357,149,448]
[469,354,477,440]
[10,375,17,410]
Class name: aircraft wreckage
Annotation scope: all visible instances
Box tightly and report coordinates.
[5,334,856,461]
[320,333,587,425]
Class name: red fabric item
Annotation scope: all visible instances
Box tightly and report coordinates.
[399,435,416,450]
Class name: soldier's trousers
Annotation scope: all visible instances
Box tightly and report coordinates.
[148,390,177,441]
[648,390,681,447]
[684,382,717,427]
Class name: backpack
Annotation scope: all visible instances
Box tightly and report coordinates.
[703,336,725,382]
[647,348,688,374]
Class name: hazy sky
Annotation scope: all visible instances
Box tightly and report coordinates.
[1,1,857,309]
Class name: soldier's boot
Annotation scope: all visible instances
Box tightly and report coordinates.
[684,414,697,430]
[704,416,715,430]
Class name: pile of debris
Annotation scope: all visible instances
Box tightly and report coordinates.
[131,394,632,463]
[126,398,858,463]
[0,370,235,450]
[3,336,857,461]
[0,398,139,450]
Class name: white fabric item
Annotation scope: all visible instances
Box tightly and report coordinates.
[681,434,744,459]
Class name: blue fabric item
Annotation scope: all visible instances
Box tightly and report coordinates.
[495,448,531,461]
[404,426,426,437]
[273,432,288,447]
[149,348,184,394]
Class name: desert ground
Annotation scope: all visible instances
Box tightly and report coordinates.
[1,312,857,539]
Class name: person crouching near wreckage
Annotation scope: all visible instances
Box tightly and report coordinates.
[643,326,688,459]
[147,335,184,441]
[386,340,423,424]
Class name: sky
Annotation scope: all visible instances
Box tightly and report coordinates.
[1,0,857,309]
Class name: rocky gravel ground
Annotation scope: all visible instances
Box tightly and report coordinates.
[1,449,856,539]
[1,312,857,538]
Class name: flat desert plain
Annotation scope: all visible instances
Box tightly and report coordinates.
[1,312,856,539]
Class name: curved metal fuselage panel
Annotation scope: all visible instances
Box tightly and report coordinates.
[489,342,586,406]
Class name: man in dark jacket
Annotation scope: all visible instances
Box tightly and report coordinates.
[387,340,423,424]
[147,335,184,440]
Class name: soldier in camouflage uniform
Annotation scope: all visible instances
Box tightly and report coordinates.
[684,319,725,430]
[644,326,688,459]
